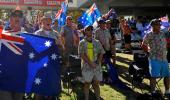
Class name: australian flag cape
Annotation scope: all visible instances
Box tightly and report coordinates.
[0,32,61,96]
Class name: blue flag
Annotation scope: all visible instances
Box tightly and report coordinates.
[104,58,129,90]
[0,33,61,96]
[142,15,170,38]
[55,2,68,29]
[159,15,170,30]
[78,3,101,27]
[104,8,117,20]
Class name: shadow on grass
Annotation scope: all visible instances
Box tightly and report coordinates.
[114,53,151,100]
[59,81,104,100]
[58,52,151,100]
[109,84,140,100]
[116,55,132,65]
[117,64,150,91]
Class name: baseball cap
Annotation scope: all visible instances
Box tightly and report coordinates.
[98,19,106,24]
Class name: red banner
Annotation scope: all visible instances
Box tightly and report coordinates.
[0,0,65,7]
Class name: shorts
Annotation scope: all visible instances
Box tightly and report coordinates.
[82,64,102,83]
[124,34,131,44]
[149,59,170,77]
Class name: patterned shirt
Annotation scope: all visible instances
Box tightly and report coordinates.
[94,28,111,51]
[143,31,167,61]
[120,21,132,35]
[78,38,105,68]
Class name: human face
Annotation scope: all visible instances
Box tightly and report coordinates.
[66,17,72,26]
[42,18,52,31]
[10,16,20,28]
[100,23,106,29]
[152,22,161,32]
[85,29,93,38]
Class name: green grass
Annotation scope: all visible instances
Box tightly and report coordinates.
[58,52,165,100]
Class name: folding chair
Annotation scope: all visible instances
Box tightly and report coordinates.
[129,52,162,93]
[64,55,81,95]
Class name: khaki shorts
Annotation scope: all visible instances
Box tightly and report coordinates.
[82,65,102,83]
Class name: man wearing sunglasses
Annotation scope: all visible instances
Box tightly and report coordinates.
[60,16,76,59]
[142,19,170,99]
[3,10,24,33]
[60,16,78,87]
[0,10,25,100]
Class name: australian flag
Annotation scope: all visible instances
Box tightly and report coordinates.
[104,8,118,20]
[55,2,68,29]
[78,3,101,27]
[159,15,170,30]
[142,15,170,37]
[0,30,61,96]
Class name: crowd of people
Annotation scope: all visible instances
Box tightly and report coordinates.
[0,9,170,100]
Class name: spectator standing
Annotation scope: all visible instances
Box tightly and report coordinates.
[78,25,105,100]
[51,19,60,33]
[0,10,25,100]
[60,16,79,69]
[120,18,133,52]
[141,19,170,98]
[106,20,116,65]
[95,19,112,60]
[34,11,62,100]
[60,16,79,88]
[136,17,144,40]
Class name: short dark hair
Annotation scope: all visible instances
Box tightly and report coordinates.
[84,25,93,32]
[10,10,23,18]
[150,19,161,26]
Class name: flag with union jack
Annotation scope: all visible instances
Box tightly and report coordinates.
[159,15,170,30]
[142,15,170,38]
[78,3,101,27]
[0,29,61,96]
[104,8,117,20]
[55,2,68,29]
